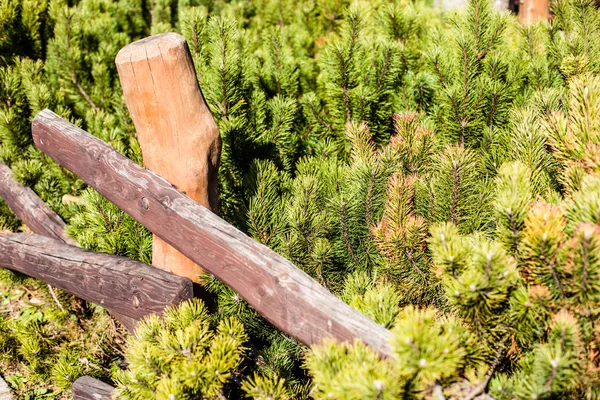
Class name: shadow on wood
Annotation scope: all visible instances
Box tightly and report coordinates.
[32,109,393,358]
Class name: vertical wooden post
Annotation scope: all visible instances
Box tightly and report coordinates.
[115,33,221,283]
[519,0,550,25]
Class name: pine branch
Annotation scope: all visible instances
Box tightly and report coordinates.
[340,200,359,266]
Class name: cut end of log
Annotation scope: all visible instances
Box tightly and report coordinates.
[115,32,187,64]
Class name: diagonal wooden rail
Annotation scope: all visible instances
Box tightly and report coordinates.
[32,109,393,358]
[0,161,75,244]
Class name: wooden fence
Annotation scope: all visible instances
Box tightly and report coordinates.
[0,33,392,398]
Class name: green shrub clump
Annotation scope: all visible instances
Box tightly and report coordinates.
[2,0,600,398]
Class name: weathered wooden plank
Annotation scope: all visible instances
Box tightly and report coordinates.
[0,376,12,400]
[72,376,114,400]
[0,233,193,321]
[116,33,221,283]
[0,161,75,245]
[32,110,393,357]
[0,161,139,331]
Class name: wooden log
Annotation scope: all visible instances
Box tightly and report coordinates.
[519,0,550,24]
[72,376,114,400]
[0,161,137,331]
[115,33,221,283]
[0,376,12,400]
[0,233,193,321]
[32,110,393,357]
[0,161,75,245]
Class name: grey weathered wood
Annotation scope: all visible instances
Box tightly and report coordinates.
[0,233,193,321]
[0,376,12,400]
[72,376,114,400]
[32,109,393,357]
[0,161,138,331]
[0,161,75,245]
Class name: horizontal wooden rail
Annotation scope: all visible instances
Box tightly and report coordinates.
[0,233,193,321]
[0,161,142,331]
[72,376,113,400]
[32,109,392,357]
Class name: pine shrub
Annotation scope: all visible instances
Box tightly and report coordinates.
[1,0,600,399]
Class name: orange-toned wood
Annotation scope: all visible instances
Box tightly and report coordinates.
[519,0,550,25]
[115,33,221,283]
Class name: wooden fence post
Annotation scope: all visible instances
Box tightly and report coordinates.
[115,33,221,283]
[519,0,550,25]
[32,110,393,358]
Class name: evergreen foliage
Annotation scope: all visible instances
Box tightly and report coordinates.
[2,0,600,398]
[0,274,126,398]
[113,299,248,399]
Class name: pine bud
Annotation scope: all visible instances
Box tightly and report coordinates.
[373,380,384,391]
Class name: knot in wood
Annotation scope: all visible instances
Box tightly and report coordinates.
[140,197,149,210]
[132,295,140,308]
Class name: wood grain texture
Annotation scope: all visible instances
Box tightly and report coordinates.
[72,376,114,400]
[0,233,193,321]
[116,33,221,282]
[0,161,76,245]
[0,161,139,330]
[32,110,393,357]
